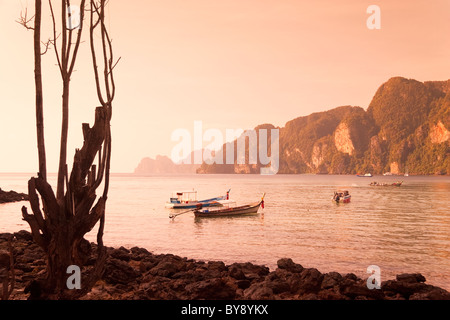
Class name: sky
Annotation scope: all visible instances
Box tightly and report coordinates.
[1,0,450,173]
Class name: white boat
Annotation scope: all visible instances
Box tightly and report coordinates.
[357,173,372,177]
[165,189,230,209]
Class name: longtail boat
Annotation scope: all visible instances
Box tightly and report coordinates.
[333,190,351,203]
[193,193,265,218]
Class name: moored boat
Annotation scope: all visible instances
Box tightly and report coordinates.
[333,190,351,203]
[370,181,403,187]
[357,173,372,177]
[194,193,265,217]
[165,189,230,209]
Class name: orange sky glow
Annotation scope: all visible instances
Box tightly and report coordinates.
[1,0,450,173]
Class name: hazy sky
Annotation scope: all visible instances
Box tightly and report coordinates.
[1,0,450,173]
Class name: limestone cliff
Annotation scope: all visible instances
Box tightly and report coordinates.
[429,121,450,144]
[334,122,354,156]
[193,77,450,175]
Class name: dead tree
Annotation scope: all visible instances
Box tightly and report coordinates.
[0,237,15,300]
[19,0,118,299]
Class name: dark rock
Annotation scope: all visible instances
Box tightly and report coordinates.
[317,289,346,300]
[409,287,450,300]
[266,278,291,294]
[130,246,151,261]
[277,258,304,273]
[0,189,29,204]
[14,230,33,242]
[109,247,131,262]
[344,273,359,281]
[149,254,186,277]
[321,272,344,289]
[382,278,450,300]
[396,273,426,283]
[185,278,236,300]
[228,262,269,281]
[3,230,450,301]
[229,265,246,280]
[289,268,324,295]
[243,282,274,300]
[207,260,227,272]
[104,258,139,285]
[236,279,251,289]
[342,283,385,300]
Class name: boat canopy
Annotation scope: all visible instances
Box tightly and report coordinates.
[171,191,198,202]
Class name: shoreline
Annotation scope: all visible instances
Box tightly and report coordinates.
[0,188,29,204]
[1,230,449,300]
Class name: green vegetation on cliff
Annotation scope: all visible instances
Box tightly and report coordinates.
[197,77,450,175]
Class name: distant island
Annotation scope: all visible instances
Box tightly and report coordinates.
[134,155,200,175]
[197,77,450,175]
[135,77,450,175]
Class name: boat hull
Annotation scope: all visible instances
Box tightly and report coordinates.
[165,201,223,209]
[194,201,262,217]
[333,195,351,203]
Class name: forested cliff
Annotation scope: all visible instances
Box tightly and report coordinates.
[197,77,450,175]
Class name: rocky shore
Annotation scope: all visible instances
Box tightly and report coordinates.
[1,230,449,300]
[0,188,29,204]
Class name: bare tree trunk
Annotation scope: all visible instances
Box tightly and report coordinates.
[20,0,118,300]
[0,236,15,300]
[34,0,47,181]
[57,80,70,201]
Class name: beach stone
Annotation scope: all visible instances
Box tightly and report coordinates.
[267,278,291,294]
[130,246,151,261]
[317,288,347,300]
[236,279,251,289]
[277,258,304,273]
[207,260,227,272]
[396,273,426,283]
[243,282,274,300]
[289,268,324,295]
[341,282,385,300]
[185,278,236,300]
[104,258,139,285]
[109,247,131,262]
[149,254,186,277]
[228,262,269,281]
[14,230,33,242]
[321,272,344,289]
[3,230,450,301]
[409,287,450,300]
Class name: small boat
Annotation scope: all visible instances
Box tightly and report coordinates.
[194,193,265,218]
[333,190,351,203]
[357,173,372,177]
[370,181,402,187]
[165,189,230,209]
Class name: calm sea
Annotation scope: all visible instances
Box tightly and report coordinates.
[1,173,450,290]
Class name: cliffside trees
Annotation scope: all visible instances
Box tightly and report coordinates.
[18,0,118,299]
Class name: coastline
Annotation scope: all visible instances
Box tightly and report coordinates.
[0,188,29,204]
[1,230,449,300]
